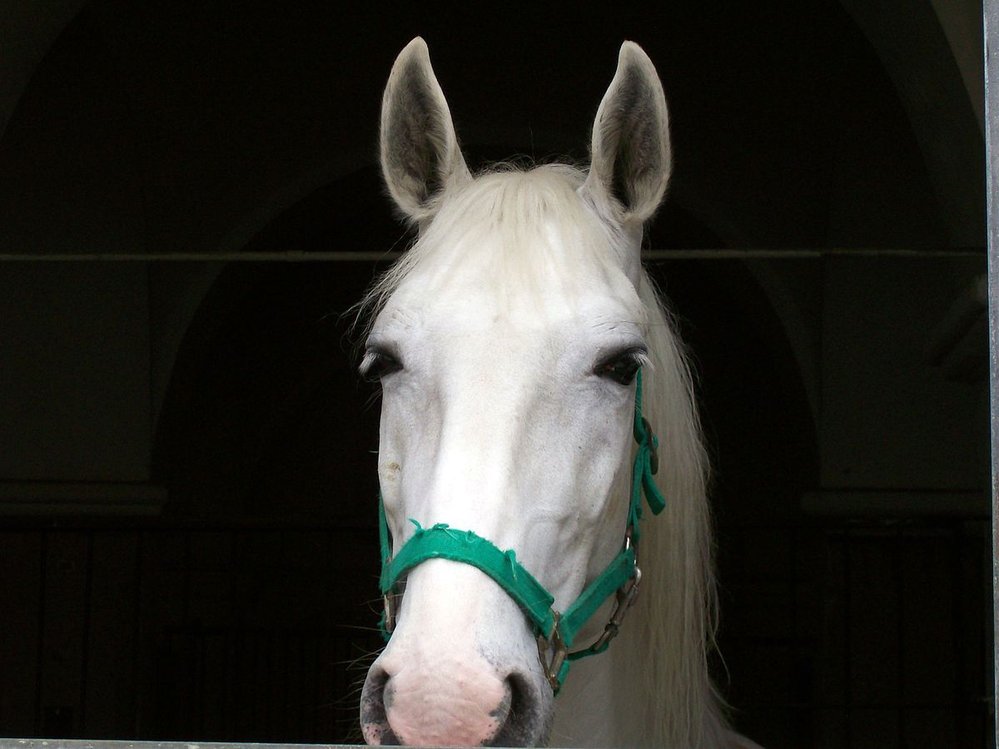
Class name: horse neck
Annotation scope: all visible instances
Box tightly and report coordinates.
[609,276,728,748]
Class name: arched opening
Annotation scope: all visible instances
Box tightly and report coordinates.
[146,162,819,742]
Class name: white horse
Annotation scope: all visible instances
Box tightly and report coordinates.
[357,38,760,749]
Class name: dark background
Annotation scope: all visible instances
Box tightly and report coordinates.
[0,1,990,747]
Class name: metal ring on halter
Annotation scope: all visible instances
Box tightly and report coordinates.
[383,591,398,634]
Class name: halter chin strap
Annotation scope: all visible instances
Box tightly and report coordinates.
[377,369,666,693]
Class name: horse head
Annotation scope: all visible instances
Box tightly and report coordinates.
[359,37,673,747]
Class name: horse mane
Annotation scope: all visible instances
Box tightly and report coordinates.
[357,163,727,747]
[628,275,729,747]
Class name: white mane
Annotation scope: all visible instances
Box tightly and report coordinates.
[627,269,727,748]
[359,164,727,747]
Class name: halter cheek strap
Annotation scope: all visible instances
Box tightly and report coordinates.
[377,369,666,693]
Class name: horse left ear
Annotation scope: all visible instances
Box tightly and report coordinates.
[380,37,471,226]
[582,42,672,225]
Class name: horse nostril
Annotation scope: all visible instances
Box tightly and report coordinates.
[491,672,541,747]
[360,665,400,745]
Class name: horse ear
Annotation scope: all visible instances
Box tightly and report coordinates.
[380,37,471,224]
[583,42,672,225]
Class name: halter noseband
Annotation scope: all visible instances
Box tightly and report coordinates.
[377,369,666,693]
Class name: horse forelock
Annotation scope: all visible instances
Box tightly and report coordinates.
[357,163,642,332]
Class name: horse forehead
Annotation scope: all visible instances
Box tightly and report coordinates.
[384,289,638,352]
[387,253,641,337]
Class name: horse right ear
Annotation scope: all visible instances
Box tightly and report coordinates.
[582,42,672,226]
[380,37,471,225]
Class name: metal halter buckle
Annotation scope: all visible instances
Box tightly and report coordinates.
[583,530,642,655]
[587,565,642,655]
[537,613,568,692]
[535,527,644,691]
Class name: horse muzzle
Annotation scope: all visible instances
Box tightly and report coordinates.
[360,559,552,747]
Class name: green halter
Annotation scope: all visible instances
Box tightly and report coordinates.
[377,369,666,693]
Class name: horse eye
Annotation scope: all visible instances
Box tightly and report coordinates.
[595,350,644,386]
[361,348,403,382]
